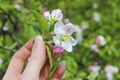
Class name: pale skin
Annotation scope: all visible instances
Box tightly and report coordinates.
[3,36,65,80]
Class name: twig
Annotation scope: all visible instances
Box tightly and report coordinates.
[0,45,16,53]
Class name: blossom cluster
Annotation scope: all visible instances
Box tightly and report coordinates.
[91,35,106,53]
[89,63,119,80]
[43,9,82,53]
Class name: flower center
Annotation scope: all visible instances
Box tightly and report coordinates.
[61,33,70,41]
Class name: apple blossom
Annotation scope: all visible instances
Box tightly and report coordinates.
[95,35,106,46]
[106,73,113,80]
[93,12,100,22]
[89,64,101,78]
[43,11,50,19]
[90,44,99,53]
[14,4,20,10]
[89,65,101,72]
[93,3,98,9]
[105,65,119,74]
[53,21,78,52]
[105,65,119,80]
[74,25,83,43]
[53,45,64,54]
[43,9,63,22]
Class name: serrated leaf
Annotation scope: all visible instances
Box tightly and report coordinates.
[46,45,53,70]
[31,10,49,34]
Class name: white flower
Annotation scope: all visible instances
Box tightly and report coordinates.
[93,12,100,22]
[105,65,119,73]
[89,65,101,78]
[93,3,98,9]
[14,4,20,10]
[53,21,78,52]
[43,11,50,19]
[96,35,106,46]
[43,9,63,21]
[90,44,99,53]
[89,65,101,72]
[74,25,83,43]
[106,73,113,80]
[105,65,119,80]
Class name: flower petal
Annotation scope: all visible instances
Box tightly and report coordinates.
[51,9,63,21]
[43,11,50,19]
[54,21,65,34]
[75,27,82,43]
[64,23,76,35]
[70,37,77,46]
[53,45,64,54]
[61,41,73,52]
[53,36,60,45]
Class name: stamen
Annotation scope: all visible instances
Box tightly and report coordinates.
[61,33,70,41]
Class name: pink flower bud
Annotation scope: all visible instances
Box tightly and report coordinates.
[51,9,63,21]
[43,11,50,19]
[14,4,20,10]
[90,44,99,53]
[53,45,64,54]
[89,65,101,72]
[95,35,106,46]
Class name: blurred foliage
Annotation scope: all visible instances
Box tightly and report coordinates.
[0,0,120,80]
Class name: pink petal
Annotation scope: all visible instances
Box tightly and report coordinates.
[53,45,64,54]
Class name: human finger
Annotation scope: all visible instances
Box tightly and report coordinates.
[39,52,61,80]
[51,63,66,80]
[3,38,34,79]
[21,35,46,80]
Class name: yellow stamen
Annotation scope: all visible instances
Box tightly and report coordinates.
[61,33,70,41]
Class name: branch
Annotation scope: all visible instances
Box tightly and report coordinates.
[0,45,16,53]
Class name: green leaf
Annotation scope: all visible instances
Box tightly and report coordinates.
[46,45,53,70]
[30,21,42,34]
[31,10,49,34]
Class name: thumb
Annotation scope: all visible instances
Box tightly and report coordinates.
[21,35,46,80]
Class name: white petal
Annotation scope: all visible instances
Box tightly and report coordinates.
[64,23,76,35]
[53,36,60,45]
[43,11,50,19]
[51,9,63,21]
[75,27,82,43]
[97,35,106,46]
[61,41,73,52]
[70,37,77,46]
[54,21,65,34]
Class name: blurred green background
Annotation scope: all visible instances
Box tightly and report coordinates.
[0,0,120,80]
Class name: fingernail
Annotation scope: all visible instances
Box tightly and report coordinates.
[58,62,66,74]
[61,61,66,66]
[36,35,42,40]
[33,35,43,48]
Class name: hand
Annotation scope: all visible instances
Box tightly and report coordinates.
[3,36,66,80]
